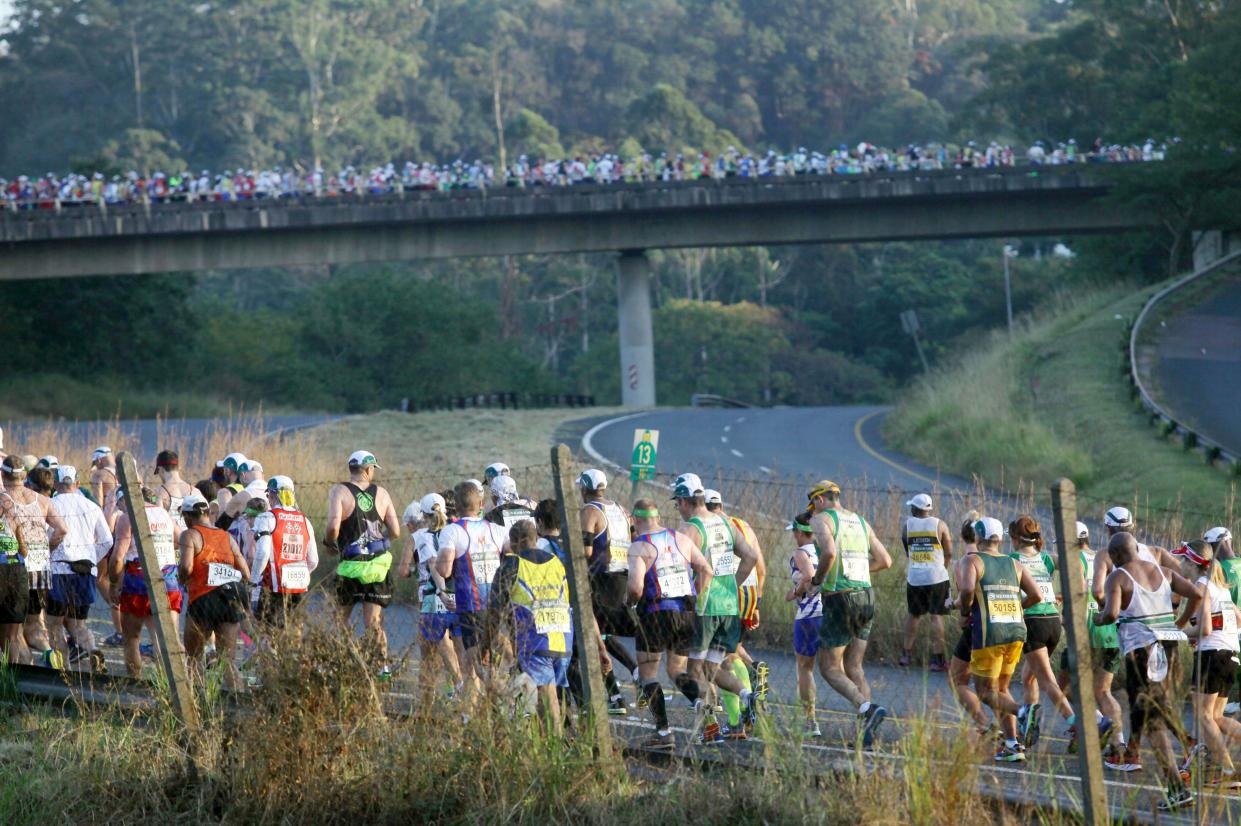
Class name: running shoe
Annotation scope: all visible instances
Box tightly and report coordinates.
[698,721,723,745]
[1105,744,1141,772]
[102,632,123,647]
[608,694,629,716]
[377,666,392,682]
[1180,742,1206,777]
[860,705,888,748]
[741,689,760,728]
[721,724,748,741]
[804,720,823,738]
[1017,703,1040,748]
[928,654,948,672]
[642,731,675,752]
[1225,701,1240,716]
[1158,786,1194,812]
[68,646,91,665]
[139,643,154,659]
[1066,724,1078,755]
[1205,768,1241,790]
[995,742,1026,763]
[898,651,912,668]
[754,661,769,702]
[39,648,64,670]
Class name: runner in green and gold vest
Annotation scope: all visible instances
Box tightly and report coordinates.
[672,472,760,743]
[806,480,893,747]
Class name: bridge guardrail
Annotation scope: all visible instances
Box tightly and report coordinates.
[399,391,595,413]
[1,162,1119,223]
[1127,246,1241,472]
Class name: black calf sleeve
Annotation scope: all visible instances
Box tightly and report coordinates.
[643,680,669,732]
[674,671,699,703]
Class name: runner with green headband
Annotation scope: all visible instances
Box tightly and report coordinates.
[325,450,401,679]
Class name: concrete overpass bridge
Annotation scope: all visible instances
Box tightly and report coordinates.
[1,165,1154,405]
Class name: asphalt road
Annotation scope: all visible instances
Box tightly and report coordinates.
[1152,273,1241,455]
[1,414,334,461]
[577,405,972,497]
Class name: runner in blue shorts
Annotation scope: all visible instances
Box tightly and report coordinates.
[787,512,824,736]
[399,492,463,697]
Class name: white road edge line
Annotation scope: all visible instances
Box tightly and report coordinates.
[721,436,729,444]
[724,425,731,432]
[730,448,744,458]
[581,411,650,472]
[759,466,773,475]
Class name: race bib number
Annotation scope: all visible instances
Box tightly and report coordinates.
[24,539,50,572]
[280,563,310,591]
[656,564,692,598]
[1037,581,1056,605]
[280,531,306,563]
[910,550,936,565]
[474,548,500,585]
[987,592,1022,624]
[206,562,241,587]
[605,506,632,574]
[533,600,571,635]
[711,546,739,577]
[843,551,870,584]
[153,535,177,569]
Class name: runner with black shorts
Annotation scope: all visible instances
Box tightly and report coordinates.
[900,493,951,671]
[625,498,712,751]
[948,511,989,729]
[1178,540,1241,786]
[325,451,401,678]
[1097,531,1201,811]
[807,480,892,747]
[578,468,638,715]
[1,455,66,667]
[178,494,251,690]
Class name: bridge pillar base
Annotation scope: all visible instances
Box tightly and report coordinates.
[617,250,656,407]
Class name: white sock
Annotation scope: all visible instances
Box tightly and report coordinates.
[859,701,872,714]
[1095,709,1104,723]
[740,688,752,702]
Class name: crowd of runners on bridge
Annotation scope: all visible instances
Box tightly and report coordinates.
[0,433,1233,812]
[1,137,1172,208]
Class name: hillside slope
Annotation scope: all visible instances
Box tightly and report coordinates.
[883,282,1237,528]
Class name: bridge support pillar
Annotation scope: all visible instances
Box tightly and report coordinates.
[617,250,656,407]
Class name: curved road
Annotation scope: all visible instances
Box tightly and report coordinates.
[576,405,970,501]
[1152,272,1241,455]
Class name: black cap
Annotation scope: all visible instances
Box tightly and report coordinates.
[156,450,179,469]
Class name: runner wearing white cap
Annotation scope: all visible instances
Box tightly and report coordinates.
[250,476,318,629]
[325,451,401,677]
[48,466,112,672]
[1204,527,1239,606]
[958,516,1042,762]
[899,492,952,671]
[674,472,760,742]
[807,479,893,747]
[1092,505,1181,771]
[484,462,510,484]
[398,492,463,697]
[485,474,536,530]
[578,468,639,716]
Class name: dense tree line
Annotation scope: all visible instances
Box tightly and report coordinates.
[0,0,1237,413]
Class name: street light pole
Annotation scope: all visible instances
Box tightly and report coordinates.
[1003,245,1019,337]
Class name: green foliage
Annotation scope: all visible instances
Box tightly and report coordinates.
[507,109,566,159]
[625,84,742,156]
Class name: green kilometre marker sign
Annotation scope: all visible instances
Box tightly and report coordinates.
[630,428,660,481]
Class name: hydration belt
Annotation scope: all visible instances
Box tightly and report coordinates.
[342,538,391,561]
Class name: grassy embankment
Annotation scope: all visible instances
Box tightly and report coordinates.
[883,281,1237,532]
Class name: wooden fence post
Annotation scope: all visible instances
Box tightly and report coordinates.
[1050,478,1106,826]
[550,443,613,757]
[116,452,200,734]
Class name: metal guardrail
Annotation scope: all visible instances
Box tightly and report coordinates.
[690,394,753,408]
[399,392,595,413]
[1127,247,1241,471]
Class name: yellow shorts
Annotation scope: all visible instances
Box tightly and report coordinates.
[970,640,1024,680]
